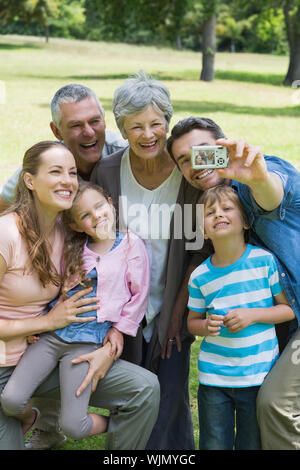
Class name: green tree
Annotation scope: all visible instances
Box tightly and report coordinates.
[0,0,60,42]
[236,0,300,84]
[282,0,300,84]
[217,3,252,52]
[49,0,85,38]
[199,0,221,81]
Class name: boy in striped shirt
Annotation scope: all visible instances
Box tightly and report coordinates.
[187,185,294,450]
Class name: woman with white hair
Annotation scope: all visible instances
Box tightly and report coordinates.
[91,71,208,450]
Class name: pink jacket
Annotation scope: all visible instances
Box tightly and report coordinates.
[82,231,150,336]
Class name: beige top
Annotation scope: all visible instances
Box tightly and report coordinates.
[0,213,64,366]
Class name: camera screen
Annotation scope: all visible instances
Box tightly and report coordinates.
[191,145,228,169]
[194,149,216,166]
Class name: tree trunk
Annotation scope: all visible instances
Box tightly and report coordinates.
[45,24,49,43]
[283,33,300,85]
[200,14,216,81]
[231,39,236,53]
[283,1,300,85]
[176,34,182,51]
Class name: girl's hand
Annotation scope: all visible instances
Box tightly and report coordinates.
[223,308,252,332]
[46,287,99,330]
[103,327,123,360]
[72,343,114,397]
[26,335,40,344]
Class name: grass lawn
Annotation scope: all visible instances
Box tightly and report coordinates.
[0,34,299,185]
[0,34,299,450]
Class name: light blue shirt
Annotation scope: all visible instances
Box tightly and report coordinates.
[188,244,281,387]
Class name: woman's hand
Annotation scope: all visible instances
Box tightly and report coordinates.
[72,343,115,397]
[46,287,99,330]
[103,327,124,360]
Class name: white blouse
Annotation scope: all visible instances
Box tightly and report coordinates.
[120,148,182,341]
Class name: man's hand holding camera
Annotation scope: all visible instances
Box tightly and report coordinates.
[214,138,267,185]
[215,138,284,212]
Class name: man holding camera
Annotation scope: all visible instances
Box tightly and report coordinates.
[166,116,300,450]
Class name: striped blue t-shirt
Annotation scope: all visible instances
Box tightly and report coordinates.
[188,244,282,388]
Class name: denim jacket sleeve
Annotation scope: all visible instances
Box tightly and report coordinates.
[234,155,300,324]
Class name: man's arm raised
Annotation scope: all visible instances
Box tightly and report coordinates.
[216,138,284,212]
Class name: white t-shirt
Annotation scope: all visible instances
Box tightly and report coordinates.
[120,148,182,341]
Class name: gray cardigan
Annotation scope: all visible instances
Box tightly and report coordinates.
[91,148,212,372]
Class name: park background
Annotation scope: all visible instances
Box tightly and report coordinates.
[0,0,299,450]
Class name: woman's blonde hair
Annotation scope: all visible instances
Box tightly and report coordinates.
[5,141,68,287]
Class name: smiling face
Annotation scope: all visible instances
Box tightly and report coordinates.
[122,104,167,161]
[24,146,78,216]
[171,128,224,190]
[203,196,248,243]
[71,188,115,241]
[50,96,106,177]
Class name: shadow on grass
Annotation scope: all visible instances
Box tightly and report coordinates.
[97,98,300,118]
[39,97,300,118]
[63,71,286,86]
[19,69,286,87]
[0,42,41,50]
[171,99,300,118]
[215,70,285,86]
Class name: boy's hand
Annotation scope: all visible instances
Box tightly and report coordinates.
[223,308,252,332]
[206,314,224,336]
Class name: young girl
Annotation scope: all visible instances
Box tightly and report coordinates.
[1,180,150,442]
[187,185,294,450]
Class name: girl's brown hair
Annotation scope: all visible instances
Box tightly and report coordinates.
[4,141,68,287]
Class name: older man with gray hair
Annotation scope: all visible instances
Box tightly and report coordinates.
[0,83,127,210]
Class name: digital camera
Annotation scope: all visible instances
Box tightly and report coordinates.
[191,145,228,169]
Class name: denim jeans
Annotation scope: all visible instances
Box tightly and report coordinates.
[198,383,261,450]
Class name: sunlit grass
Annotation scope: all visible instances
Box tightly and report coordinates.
[0,33,299,185]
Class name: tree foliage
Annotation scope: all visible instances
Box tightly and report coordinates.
[0,0,60,41]
[234,0,300,83]
[0,0,299,83]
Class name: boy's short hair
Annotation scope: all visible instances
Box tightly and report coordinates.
[199,185,250,240]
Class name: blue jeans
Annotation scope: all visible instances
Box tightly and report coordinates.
[198,383,261,450]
